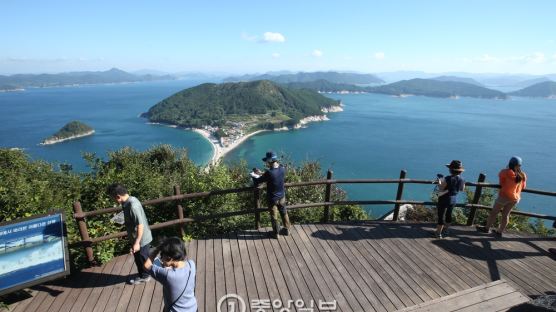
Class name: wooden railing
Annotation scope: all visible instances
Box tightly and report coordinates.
[72,170,556,264]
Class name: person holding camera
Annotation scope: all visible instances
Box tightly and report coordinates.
[434,160,465,238]
[144,237,197,312]
[250,151,291,239]
[478,156,526,237]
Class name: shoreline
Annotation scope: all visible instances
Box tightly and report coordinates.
[39,130,95,146]
[193,128,267,166]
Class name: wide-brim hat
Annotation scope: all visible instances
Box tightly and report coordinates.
[262,151,278,162]
[446,160,465,172]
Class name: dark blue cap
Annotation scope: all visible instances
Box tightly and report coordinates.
[262,151,278,162]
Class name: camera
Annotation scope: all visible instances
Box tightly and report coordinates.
[437,174,444,178]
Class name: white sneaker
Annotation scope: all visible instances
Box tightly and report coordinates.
[128,275,151,285]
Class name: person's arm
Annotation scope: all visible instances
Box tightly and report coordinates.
[437,177,447,191]
[144,245,160,271]
[252,170,269,184]
[131,224,143,254]
[129,205,143,254]
[522,172,527,189]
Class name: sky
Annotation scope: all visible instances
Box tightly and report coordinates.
[1,0,556,75]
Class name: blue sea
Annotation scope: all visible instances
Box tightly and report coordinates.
[1,81,555,218]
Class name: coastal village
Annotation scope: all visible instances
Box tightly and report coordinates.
[195,104,344,165]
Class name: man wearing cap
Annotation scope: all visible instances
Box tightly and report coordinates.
[251,151,291,238]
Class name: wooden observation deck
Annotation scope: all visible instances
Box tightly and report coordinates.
[5,222,555,312]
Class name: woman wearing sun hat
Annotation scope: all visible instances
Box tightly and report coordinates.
[480,156,527,237]
[434,160,466,238]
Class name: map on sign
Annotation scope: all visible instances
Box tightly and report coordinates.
[0,212,70,296]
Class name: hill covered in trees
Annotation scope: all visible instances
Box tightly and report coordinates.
[225,71,384,84]
[284,79,368,92]
[369,79,507,99]
[509,81,556,97]
[41,121,94,145]
[143,80,340,128]
[0,68,174,90]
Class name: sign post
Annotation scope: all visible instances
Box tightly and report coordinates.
[0,211,70,296]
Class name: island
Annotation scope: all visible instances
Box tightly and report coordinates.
[224,71,384,84]
[273,78,506,99]
[40,121,95,145]
[142,80,343,164]
[368,78,507,99]
[0,68,174,91]
[509,81,556,98]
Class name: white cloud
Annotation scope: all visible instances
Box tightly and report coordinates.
[312,49,323,57]
[272,53,281,58]
[553,53,556,60]
[261,32,285,43]
[374,52,385,60]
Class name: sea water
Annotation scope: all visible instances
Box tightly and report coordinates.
[1,81,555,218]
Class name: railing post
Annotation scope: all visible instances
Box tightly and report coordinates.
[174,185,185,238]
[323,170,333,223]
[254,186,261,229]
[73,201,95,265]
[467,173,486,226]
[392,170,407,221]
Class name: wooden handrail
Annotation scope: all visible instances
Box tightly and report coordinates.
[72,172,556,264]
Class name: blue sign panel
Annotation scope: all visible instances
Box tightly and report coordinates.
[0,211,70,296]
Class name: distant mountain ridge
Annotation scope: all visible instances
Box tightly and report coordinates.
[0,68,174,90]
[224,71,384,84]
[282,78,507,99]
[509,81,556,97]
[144,80,339,128]
[369,79,507,99]
[432,76,483,86]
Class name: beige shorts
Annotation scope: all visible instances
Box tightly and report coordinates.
[494,196,518,212]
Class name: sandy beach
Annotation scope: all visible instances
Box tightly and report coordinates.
[193,128,267,166]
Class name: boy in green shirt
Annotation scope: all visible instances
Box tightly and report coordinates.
[108,183,153,284]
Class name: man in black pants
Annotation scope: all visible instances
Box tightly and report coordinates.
[108,183,153,284]
[251,151,291,239]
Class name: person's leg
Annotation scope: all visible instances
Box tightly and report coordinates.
[497,200,517,234]
[138,245,150,278]
[133,245,150,277]
[269,203,279,237]
[443,204,454,235]
[435,204,446,237]
[277,197,290,230]
[485,197,503,229]
[130,244,151,283]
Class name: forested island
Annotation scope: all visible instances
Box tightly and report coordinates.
[509,81,556,98]
[143,80,342,164]
[144,80,340,130]
[0,68,174,91]
[41,121,95,145]
[369,79,507,99]
[224,71,384,84]
[274,77,507,99]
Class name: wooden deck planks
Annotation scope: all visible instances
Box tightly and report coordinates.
[6,222,555,312]
[396,280,530,312]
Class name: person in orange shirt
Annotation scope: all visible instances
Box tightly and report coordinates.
[478,156,527,237]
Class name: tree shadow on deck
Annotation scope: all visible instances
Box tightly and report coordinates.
[310,221,437,241]
[310,221,555,282]
[47,271,130,288]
